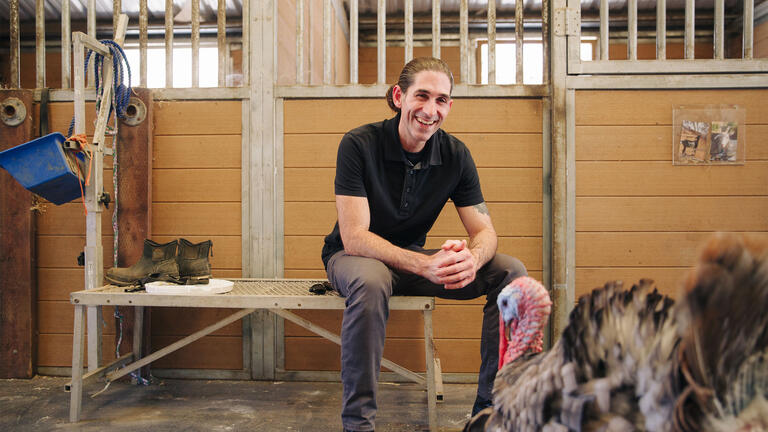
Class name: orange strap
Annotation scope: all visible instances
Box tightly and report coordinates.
[67,134,93,215]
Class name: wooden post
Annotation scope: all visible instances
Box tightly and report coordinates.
[0,89,36,378]
[115,88,153,378]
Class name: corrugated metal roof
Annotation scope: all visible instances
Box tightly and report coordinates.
[1,0,746,22]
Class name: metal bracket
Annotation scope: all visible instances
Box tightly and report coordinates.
[554,8,581,37]
[123,97,147,126]
[1,97,27,127]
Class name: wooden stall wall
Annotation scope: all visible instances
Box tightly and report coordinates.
[149,100,243,369]
[283,98,543,373]
[277,0,350,85]
[358,46,463,84]
[36,103,118,369]
[575,89,768,301]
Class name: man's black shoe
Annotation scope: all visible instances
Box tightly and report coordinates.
[471,394,493,416]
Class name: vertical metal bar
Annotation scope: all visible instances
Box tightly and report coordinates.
[423,309,437,431]
[88,0,96,87]
[218,0,227,87]
[460,0,468,84]
[684,0,694,59]
[242,0,249,86]
[470,39,477,83]
[657,0,666,59]
[743,0,754,59]
[541,96,552,349]
[10,0,20,88]
[140,0,148,87]
[113,0,121,36]
[628,0,637,60]
[488,0,496,85]
[566,0,581,72]
[323,0,331,84]
[600,0,608,60]
[714,0,724,59]
[247,0,278,278]
[377,0,386,84]
[542,0,550,83]
[308,1,314,83]
[432,0,440,59]
[565,87,576,334]
[350,0,358,84]
[62,0,71,89]
[69,305,85,422]
[36,0,46,88]
[551,0,569,341]
[405,0,413,63]
[166,0,174,88]
[132,306,144,361]
[297,0,305,84]
[515,0,523,84]
[73,35,85,135]
[192,0,200,87]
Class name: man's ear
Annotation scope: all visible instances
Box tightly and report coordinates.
[392,85,403,109]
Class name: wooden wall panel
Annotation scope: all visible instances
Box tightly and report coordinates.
[576,267,688,299]
[358,46,463,85]
[153,135,241,169]
[153,101,241,135]
[575,89,768,303]
[276,0,349,85]
[577,124,768,161]
[576,197,768,232]
[575,90,768,125]
[147,100,244,370]
[576,162,768,196]
[38,334,116,368]
[755,19,768,58]
[151,336,242,369]
[283,98,543,373]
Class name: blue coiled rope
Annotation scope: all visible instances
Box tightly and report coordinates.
[68,40,133,136]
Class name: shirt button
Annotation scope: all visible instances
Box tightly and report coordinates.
[409,170,414,175]
[406,187,411,192]
[404,202,409,207]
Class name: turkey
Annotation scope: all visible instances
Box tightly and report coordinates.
[465,233,768,432]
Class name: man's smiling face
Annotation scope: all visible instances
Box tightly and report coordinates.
[393,70,453,152]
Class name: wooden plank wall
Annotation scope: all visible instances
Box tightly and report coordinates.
[150,100,243,369]
[358,46,463,84]
[35,100,244,371]
[277,0,350,85]
[283,98,543,373]
[575,89,768,300]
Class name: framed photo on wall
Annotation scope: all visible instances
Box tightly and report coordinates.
[672,105,746,165]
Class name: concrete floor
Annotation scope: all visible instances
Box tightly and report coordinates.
[0,376,477,431]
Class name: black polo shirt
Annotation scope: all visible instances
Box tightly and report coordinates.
[321,113,485,268]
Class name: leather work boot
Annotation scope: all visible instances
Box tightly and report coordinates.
[177,238,212,285]
[105,239,180,286]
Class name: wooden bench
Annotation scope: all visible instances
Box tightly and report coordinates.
[68,279,444,430]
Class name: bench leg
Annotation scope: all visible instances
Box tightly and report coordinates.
[423,309,437,430]
[69,304,86,422]
[132,306,144,381]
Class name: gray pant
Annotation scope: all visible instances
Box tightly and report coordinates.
[326,248,527,431]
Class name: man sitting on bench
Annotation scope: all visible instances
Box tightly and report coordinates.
[321,57,527,432]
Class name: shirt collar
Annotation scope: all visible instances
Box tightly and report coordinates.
[383,113,443,167]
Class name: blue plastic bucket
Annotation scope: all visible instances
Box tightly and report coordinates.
[0,132,84,205]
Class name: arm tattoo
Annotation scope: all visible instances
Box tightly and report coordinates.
[473,202,489,215]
